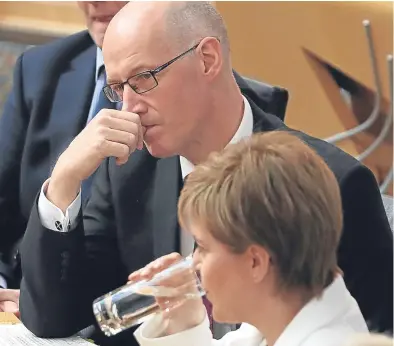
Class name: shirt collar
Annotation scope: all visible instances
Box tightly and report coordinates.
[273,276,367,346]
[95,47,104,81]
[179,95,254,180]
[236,276,366,346]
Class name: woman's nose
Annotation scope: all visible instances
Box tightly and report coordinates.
[192,251,201,270]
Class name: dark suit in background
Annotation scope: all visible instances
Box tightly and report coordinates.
[0,31,97,288]
[19,96,392,346]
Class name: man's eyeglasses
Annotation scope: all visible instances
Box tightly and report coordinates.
[103,42,200,102]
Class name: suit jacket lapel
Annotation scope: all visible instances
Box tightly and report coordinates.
[49,44,96,168]
[152,156,181,258]
[245,95,288,134]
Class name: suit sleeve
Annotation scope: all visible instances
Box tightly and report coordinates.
[19,159,126,338]
[0,54,30,287]
[337,164,393,333]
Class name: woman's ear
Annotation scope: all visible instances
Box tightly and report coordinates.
[246,245,271,283]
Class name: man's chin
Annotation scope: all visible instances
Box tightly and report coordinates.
[144,142,175,159]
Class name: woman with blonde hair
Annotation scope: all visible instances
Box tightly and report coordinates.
[130,132,368,346]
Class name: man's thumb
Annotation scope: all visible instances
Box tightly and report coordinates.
[0,289,20,302]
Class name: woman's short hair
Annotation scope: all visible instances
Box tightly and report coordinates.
[178,131,343,294]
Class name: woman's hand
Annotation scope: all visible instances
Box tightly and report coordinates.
[128,253,206,335]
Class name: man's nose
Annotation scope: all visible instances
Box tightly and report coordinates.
[122,84,139,104]
[122,85,146,114]
[122,84,141,112]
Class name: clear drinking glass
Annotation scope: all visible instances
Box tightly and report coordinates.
[92,256,205,336]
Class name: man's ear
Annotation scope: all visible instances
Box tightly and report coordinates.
[197,37,223,79]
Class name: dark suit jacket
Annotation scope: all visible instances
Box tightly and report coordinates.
[0,30,287,289]
[0,31,97,288]
[19,97,393,346]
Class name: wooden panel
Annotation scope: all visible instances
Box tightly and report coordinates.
[0,1,85,40]
[217,1,393,194]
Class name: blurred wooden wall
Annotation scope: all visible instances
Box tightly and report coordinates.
[0,1,84,44]
[217,1,393,194]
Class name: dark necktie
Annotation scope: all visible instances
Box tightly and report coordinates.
[81,67,115,204]
[203,293,214,332]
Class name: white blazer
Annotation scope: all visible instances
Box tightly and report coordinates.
[134,276,368,346]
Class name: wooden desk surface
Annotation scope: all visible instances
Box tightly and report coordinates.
[0,312,20,324]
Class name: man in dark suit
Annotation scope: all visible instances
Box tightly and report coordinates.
[19,2,392,346]
[0,0,286,314]
[0,1,127,308]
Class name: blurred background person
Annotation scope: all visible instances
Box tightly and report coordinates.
[0,0,127,311]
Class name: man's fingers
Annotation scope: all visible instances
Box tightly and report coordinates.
[119,103,143,150]
[0,301,20,316]
[0,289,20,303]
[101,141,131,164]
[95,108,144,152]
[120,102,143,151]
[98,108,140,123]
[102,128,138,149]
[101,116,140,135]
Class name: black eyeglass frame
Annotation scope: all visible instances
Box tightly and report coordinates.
[103,42,201,102]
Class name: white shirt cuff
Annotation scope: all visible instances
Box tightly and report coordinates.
[37,179,81,232]
[0,275,7,289]
[134,313,212,346]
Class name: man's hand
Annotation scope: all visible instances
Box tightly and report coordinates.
[0,289,20,317]
[47,104,145,212]
[128,253,206,335]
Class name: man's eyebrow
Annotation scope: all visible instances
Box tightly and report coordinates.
[106,64,155,85]
[106,78,119,85]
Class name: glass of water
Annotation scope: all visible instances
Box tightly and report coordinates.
[92,256,205,336]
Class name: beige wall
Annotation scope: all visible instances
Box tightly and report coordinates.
[0,1,85,42]
[217,1,393,193]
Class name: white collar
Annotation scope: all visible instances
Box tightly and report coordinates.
[245,276,367,346]
[179,95,253,180]
[95,47,104,81]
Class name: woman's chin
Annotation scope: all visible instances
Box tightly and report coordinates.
[212,306,236,325]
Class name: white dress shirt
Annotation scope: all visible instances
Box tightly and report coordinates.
[134,276,369,346]
[179,96,253,256]
[0,272,7,288]
[37,97,253,259]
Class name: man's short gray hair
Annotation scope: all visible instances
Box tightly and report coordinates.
[165,1,230,56]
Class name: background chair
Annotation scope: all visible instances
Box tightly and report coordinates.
[242,76,289,121]
[233,71,289,122]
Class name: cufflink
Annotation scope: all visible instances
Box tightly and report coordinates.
[55,221,63,231]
